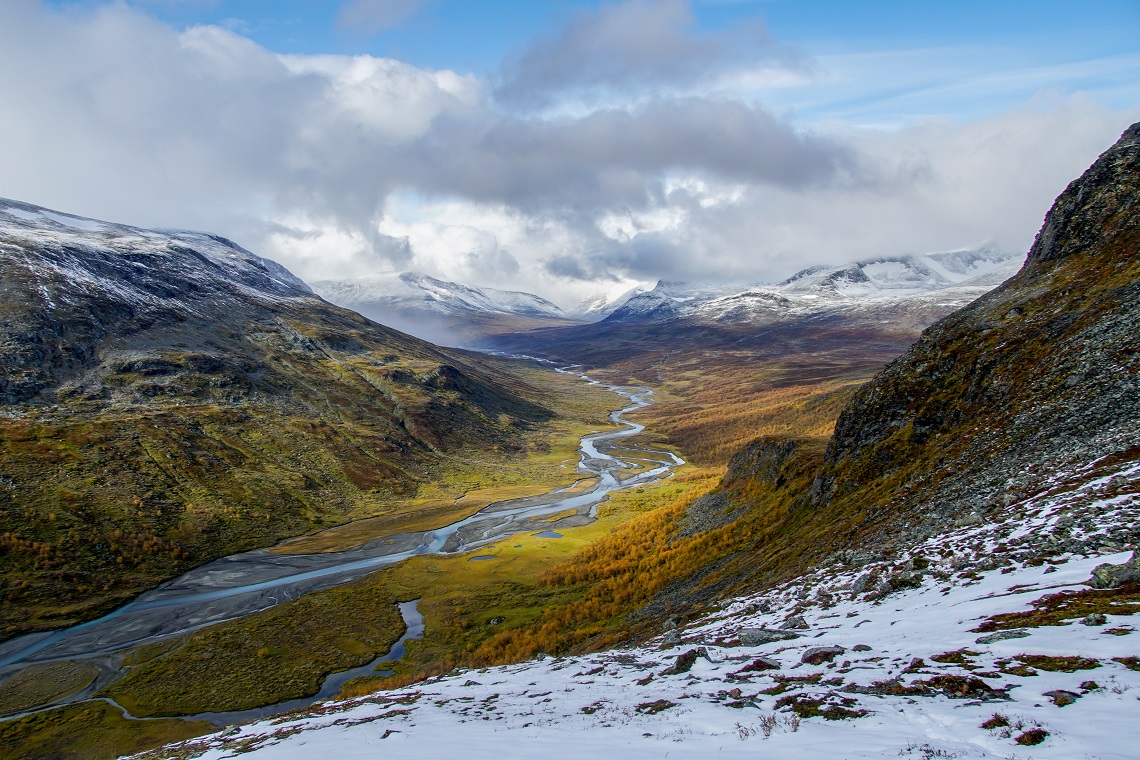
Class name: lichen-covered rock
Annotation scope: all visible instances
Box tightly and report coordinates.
[975,629,1030,645]
[1087,552,1140,589]
[739,627,801,646]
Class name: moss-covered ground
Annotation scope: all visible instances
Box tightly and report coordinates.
[0,700,210,760]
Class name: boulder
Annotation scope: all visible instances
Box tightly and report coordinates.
[1087,551,1140,589]
[1043,689,1081,707]
[801,645,846,665]
[783,614,809,629]
[739,627,801,646]
[975,629,1030,644]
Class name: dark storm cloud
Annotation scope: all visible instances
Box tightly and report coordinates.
[544,230,711,284]
[495,0,800,109]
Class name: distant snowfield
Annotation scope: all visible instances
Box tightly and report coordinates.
[138,458,1140,760]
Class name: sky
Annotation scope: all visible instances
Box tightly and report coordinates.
[1,0,1138,306]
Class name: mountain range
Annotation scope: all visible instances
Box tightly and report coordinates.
[309,272,578,346]
[600,248,1020,325]
[309,249,1021,349]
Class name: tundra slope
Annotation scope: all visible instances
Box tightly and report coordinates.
[133,122,1140,759]
[0,200,556,639]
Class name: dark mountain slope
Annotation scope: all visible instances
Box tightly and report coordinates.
[809,121,1140,542]
[0,201,554,639]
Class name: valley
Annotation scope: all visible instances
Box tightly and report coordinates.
[1,123,1139,760]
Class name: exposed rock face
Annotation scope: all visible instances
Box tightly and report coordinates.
[676,492,739,539]
[808,122,1140,533]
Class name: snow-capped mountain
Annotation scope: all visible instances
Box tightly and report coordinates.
[601,249,1023,326]
[0,198,312,304]
[600,280,744,323]
[777,248,1017,296]
[313,272,567,320]
[311,272,576,344]
[567,285,650,321]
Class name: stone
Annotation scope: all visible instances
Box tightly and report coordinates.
[1088,551,1140,589]
[801,645,846,665]
[1043,689,1081,707]
[784,614,809,629]
[661,630,681,647]
[975,629,1030,644]
[740,656,781,672]
[851,571,878,595]
[852,644,873,652]
[738,627,801,646]
[1080,613,1107,626]
[661,648,700,675]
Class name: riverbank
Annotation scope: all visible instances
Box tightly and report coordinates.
[0,365,697,758]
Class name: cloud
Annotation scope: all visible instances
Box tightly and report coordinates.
[336,0,429,34]
[495,0,801,108]
[0,2,1135,307]
[401,99,854,215]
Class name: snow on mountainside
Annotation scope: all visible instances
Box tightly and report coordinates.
[778,248,1017,296]
[134,459,1140,759]
[312,272,567,320]
[567,285,646,321]
[602,249,1023,325]
[0,198,312,302]
[601,280,743,323]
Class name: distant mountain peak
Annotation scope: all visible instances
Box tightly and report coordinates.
[596,248,1023,326]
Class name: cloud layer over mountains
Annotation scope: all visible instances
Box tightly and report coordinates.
[0,0,1135,305]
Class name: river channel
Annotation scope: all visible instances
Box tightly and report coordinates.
[0,367,683,719]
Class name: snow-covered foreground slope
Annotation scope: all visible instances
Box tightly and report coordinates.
[137,457,1140,760]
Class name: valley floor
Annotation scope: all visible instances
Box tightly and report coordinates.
[135,458,1140,760]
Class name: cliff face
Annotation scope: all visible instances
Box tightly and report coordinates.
[808,122,1140,540]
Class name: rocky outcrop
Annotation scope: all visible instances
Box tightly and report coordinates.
[1087,552,1140,589]
[1026,123,1140,265]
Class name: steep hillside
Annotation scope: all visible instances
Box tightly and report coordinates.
[0,201,563,639]
[807,121,1140,549]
